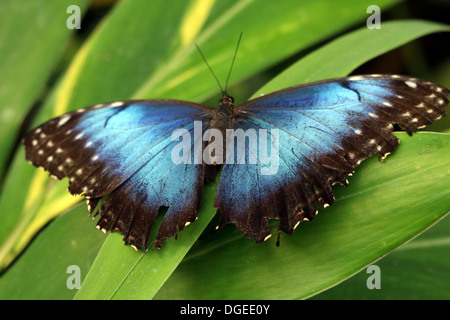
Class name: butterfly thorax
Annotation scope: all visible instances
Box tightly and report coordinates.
[210,92,235,132]
[203,92,236,179]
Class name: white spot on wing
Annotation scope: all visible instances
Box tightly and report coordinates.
[75,133,84,140]
[57,116,71,127]
[405,80,417,88]
[110,101,125,108]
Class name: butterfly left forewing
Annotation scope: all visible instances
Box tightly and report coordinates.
[24,100,213,249]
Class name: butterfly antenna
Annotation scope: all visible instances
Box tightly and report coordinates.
[224,32,243,93]
[195,43,224,95]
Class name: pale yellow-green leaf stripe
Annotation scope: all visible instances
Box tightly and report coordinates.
[18,192,82,251]
[22,170,49,214]
[180,0,215,47]
[0,170,47,269]
[131,0,253,99]
[0,29,99,269]
[53,34,97,116]
[0,170,82,269]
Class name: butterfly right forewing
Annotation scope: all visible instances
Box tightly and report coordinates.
[214,75,449,243]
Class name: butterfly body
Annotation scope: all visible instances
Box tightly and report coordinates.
[23,75,449,250]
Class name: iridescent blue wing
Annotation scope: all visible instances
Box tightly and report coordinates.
[24,100,213,249]
[215,75,449,242]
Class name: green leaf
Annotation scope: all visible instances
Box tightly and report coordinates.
[311,214,450,299]
[77,20,449,299]
[253,19,450,96]
[1,0,448,300]
[425,58,450,134]
[0,0,199,271]
[154,132,450,299]
[0,204,105,300]
[153,21,450,299]
[73,181,218,300]
[70,1,409,299]
[0,0,401,272]
[0,0,89,180]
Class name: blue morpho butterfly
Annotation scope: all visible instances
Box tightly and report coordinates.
[23,43,449,251]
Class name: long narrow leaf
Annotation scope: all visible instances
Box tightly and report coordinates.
[0,0,401,278]
[0,0,89,180]
[81,20,450,299]
[155,132,450,299]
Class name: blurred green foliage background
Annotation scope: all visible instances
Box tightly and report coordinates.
[0,0,448,300]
